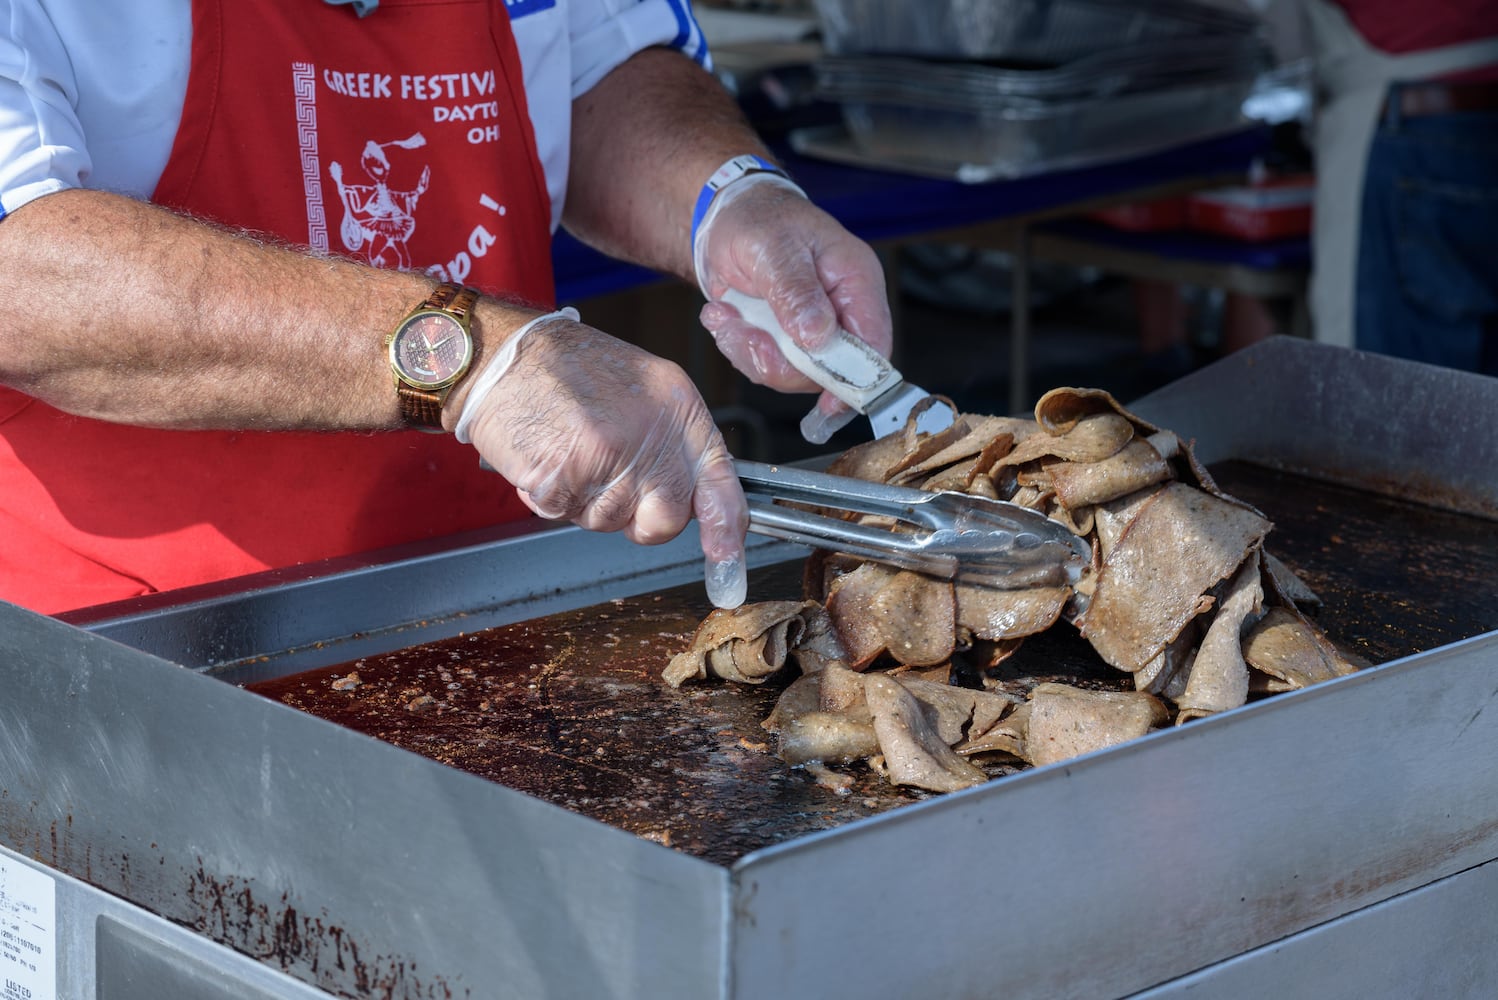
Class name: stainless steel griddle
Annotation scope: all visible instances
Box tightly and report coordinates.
[3,337,1497,1000]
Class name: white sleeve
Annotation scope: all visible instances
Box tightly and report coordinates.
[0,0,90,218]
[511,0,712,232]
[568,0,710,98]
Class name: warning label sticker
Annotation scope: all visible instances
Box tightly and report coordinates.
[0,856,55,1000]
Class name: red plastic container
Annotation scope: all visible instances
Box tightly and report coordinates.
[1186,174,1314,242]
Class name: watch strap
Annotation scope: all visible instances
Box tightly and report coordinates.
[394,282,480,430]
[422,281,479,321]
[395,384,448,428]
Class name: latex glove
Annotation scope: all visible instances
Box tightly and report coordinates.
[458,312,750,608]
[694,175,892,429]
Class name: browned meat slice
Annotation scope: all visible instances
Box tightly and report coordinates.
[887,415,1028,485]
[663,600,823,687]
[824,563,899,667]
[954,583,1070,640]
[1175,555,1265,722]
[1092,487,1162,559]
[762,672,823,731]
[1134,619,1201,700]
[826,404,973,483]
[1081,482,1273,672]
[1023,683,1169,767]
[882,420,977,483]
[993,413,1134,475]
[915,456,981,494]
[1035,386,1257,502]
[762,669,877,765]
[1048,437,1174,510]
[885,674,1021,746]
[826,563,956,668]
[792,603,848,672]
[818,660,869,712]
[1262,551,1322,607]
[823,430,923,483]
[864,674,987,792]
[776,710,880,766]
[1034,386,1161,438]
[956,701,1030,758]
[1049,502,1096,539]
[1243,607,1362,691]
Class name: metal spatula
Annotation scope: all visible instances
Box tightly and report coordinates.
[738,460,1091,590]
[720,290,957,444]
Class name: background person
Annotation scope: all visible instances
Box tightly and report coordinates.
[1294,0,1498,370]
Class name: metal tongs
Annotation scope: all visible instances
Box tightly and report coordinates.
[739,460,1092,590]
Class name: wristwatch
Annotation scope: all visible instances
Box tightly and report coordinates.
[386,282,480,429]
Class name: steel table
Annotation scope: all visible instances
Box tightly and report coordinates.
[3,338,1496,999]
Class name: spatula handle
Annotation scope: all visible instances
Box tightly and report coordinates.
[720,288,900,413]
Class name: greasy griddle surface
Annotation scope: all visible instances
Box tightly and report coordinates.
[246,462,1498,865]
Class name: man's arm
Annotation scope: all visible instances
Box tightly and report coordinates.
[561,46,769,283]
[562,45,893,408]
[0,188,539,430]
[0,186,746,602]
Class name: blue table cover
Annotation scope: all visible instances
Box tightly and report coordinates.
[551,125,1274,304]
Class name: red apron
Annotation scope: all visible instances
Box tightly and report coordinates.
[0,0,555,614]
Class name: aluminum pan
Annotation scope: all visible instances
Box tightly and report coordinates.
[730,635,1498,997]
[0,606,730,998]
[62,515,803,680]
[1137,860,1498,997]
[5,337,1497,998]
[1124,337,1498,517]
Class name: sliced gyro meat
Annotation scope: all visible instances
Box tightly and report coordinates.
[886,674,1022,747]
[1175,554,1265,722]
[865,674,987,792]
[1262,550,1322,608]
[1135,618,1201,700]
[956,701,1031,758]
[1080,482,1273,672]
[1243,606,1362,692]
[663,600,822,687]
[763,671,823,732]
[887,415,1026,485]
[792,604,848,673]
[826,562,957,668]
[824,427,927,484]
[955,583,1070,641]
[818,660,869,713]
[824,562,901,668]
[1023,682,1169,767]
[1047,436,1176,511]
[1092,486,1163,560]
[776,711,880,767]
[762,669,879,766]
[996,412,1137,471]
[1034,386,1161,437]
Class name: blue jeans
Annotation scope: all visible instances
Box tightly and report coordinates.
[1356,90,1498,374]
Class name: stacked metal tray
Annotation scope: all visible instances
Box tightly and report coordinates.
[803,0,1272,179]
[812,0,1260,63]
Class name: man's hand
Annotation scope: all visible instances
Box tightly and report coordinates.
[694,178,893,422]
[457,313,750,608]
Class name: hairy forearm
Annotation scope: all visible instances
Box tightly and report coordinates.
[562,46,774,283]
[0,189,533,430]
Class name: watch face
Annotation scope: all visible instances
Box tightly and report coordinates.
[390,312,472,390]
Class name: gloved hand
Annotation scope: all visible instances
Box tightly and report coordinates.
[694,174,893,430]
[455,311,750,609]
